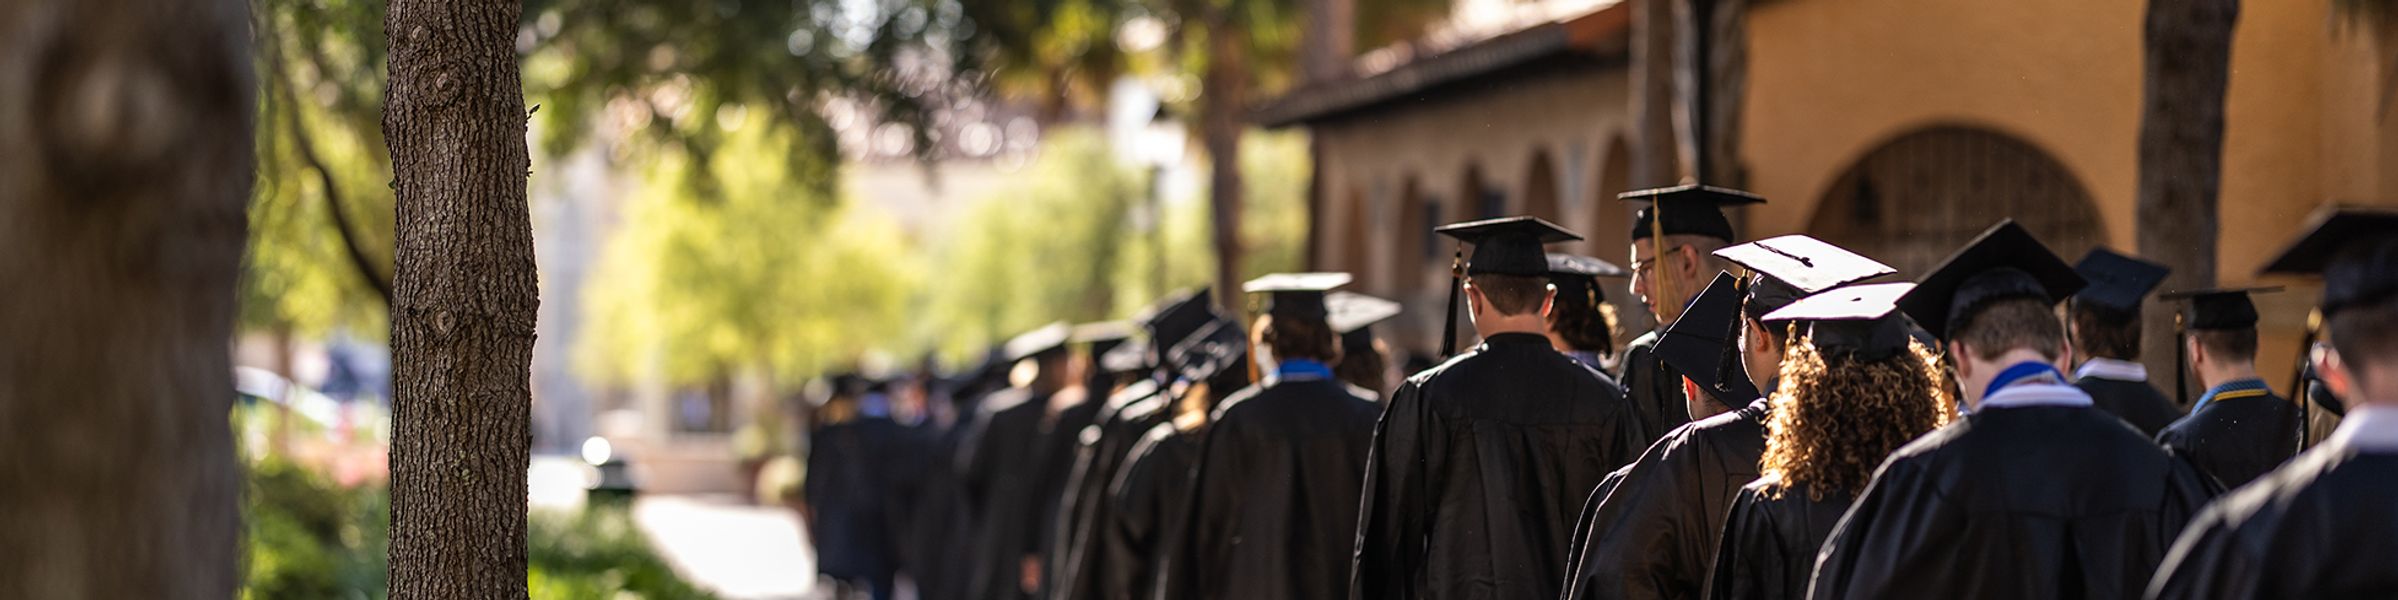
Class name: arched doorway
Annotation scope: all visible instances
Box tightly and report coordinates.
[1809,126,2103,276]
[1462,162,1504,220]
[1525,149,1561,223]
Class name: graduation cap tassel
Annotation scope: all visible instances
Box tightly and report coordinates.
[2291,310,2320,451]
[2174,312,2189,407]
[1441,245,1464,359]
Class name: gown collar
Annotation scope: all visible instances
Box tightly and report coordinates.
[2194,378,2271,409]
[2329,405,2398,453]
[1977,362,2091,411]
[1480,332,1553,349]
[2072,358,2149,383]
[1564,350,1605,371]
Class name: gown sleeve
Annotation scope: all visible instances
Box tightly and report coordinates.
[1164,413,1246,600]
[1560,435,1699,600]
[1704,486,1785,600]
[2145,505,2267,600]
[1348,379,1433,600]
[1103,433,1170,600]
[1805,458,1936,600]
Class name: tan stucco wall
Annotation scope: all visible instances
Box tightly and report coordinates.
[1309,64,1638,352]
[1742,0,2398,387]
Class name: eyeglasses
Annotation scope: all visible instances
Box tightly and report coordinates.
[1630,245,1691,275]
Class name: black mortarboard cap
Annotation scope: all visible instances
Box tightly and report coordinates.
[2072,247,2170,313]
[2259,206,2398,318]
[2161,286,2282,331]
[1897,220,2086,340]
[1100,339,1153,374]
[1243,273,1351,321]
[1548,253,1628,310]
[1435,216,1584,276]
[1328,291,1400,358]
[1326,291,1402,335]
[1656,272,1763,404]
[1004,322,1073,362]
[1139,288,1219,351]
[1766,282,1917,361]
[1618,184,1767,242]
[1713,234,1895,322]
[1074,321,1138,377]
[1165,317,1247,384]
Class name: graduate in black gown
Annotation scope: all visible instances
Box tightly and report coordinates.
[1563,234,1894,600]
[1166,274,1382,600]
[1704,283,1948,600]
[1548,253,1629,372]
[1048,290,1218,600]
[1808,221,2218,600]
[1615,186,1765,447]
[806,375,913,600]
[2067,248,2183,435]
[1101,316,1250,600]
[961,324,1077,600]
[2155,287,2302,489]
[1327,291,1403,398]
[2149,207,2398,599]
[1349,216,1646,600]
[898,354,998,600]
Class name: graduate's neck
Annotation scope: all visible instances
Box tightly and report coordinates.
[1471,310,1550,337]
[1960,347,2060,410]
[2195,359,2260,390]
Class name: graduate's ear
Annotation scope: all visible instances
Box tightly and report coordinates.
[1948,339,1974,378]
[1540,284,1558,318]
[1463,281,1484,316]
[2317,344,2360,406]
[2186,336,2207,370]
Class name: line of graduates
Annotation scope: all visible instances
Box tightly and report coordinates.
[811,186,2398,600]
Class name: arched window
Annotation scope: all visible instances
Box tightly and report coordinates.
[1525,149,1561,223]
[1809,125,2103,276]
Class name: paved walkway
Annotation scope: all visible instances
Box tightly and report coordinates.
[633,494,819,600]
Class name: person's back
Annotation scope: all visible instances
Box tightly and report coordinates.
[1811,405,2212,598]
[1810,221,2216,600]
[1179,378,1379,599]
[2077,375,2183,436]
[2158,391,2301,488]
[2149,208,2398,599]
[1351,216,1645,600]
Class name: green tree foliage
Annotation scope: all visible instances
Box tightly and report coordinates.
[577,110,918,390]
[244,0,398,336]
[924,128,1311,359]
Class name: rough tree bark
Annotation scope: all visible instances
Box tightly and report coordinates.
[383,0,539,597]
[1672,0,1746,187]
[2136,0,2238,403]
[1204,11,1250,309]
[0,0,253,597]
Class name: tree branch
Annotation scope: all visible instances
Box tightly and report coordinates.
[262,13,394,303]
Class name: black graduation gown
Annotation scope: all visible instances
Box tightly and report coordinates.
[1349,332,1647,600]
[1617,329,1690,448]
[961,388,1054,600]
[1560,397,1771,600]
[1806,405,2218,600]
[804,415,910,584]
[1704,482,1855,600]
[2077,377,2183,437]
[1099,421,1203,600]
[1047,378,1166,600]
[1168,378,1381,600]
[1032,391,1103,566]
[898,411,980,600]
[2156,390,2302,489]
[2146,442,2398,598]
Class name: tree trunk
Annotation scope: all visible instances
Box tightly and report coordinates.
[1204,15,1250,308]
[1673,0,1747,187]
[1302,0,1355,84]
[2136,0,2238,405]
[0,0,253,596]
[1632,0,1680,189]
[383,0,538,596]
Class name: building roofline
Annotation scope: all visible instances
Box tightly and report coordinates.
[1253,3,1631,128]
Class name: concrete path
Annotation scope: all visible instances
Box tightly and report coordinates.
[632,494,819,600]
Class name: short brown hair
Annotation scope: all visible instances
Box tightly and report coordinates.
[1954,298,2065,362]
[1254,314,1341,364]
[2192,328,2258,362]
[2069,302,2141,360]
[2331,296,2398,385]
[1470,274,1550,316]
